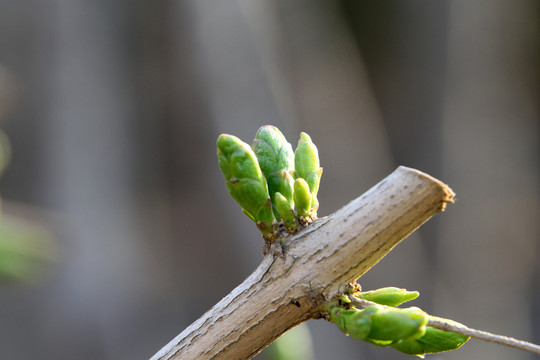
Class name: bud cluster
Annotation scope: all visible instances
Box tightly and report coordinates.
[217,126,322,240]
[329,287,469,356]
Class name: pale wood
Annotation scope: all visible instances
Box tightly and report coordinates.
[151,166,455,360]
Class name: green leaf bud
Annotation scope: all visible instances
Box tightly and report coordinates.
[267,170,294,217]
[218,134,262,180]
[347,307,378,340]
[294,132,322,213]
[293,178,312,218]
[217,134,277,238]
[253,126,296,218]
[361,287,419,307]
[329,302,467,357]
[252,125,294,177]
[390,336,424,356]
[274,192,297,230]
[304,167,322,210]
[329,307,355,334]
[367,307,428,341]
[391,324,469,356]
[294,132,319,179]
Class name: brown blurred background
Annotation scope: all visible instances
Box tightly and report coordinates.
[0,1,538,359]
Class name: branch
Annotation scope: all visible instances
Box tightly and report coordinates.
[349,297,540,355]
[151,166,455,360]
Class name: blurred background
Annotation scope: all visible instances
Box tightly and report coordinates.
[0,1,538,359]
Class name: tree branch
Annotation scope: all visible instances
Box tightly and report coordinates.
[151,166,455,360]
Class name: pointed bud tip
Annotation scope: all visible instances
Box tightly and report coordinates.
[299,132,312,143]
[361,287,420,307]
[274,191,287,203]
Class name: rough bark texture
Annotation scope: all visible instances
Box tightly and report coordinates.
[151,166,454,360]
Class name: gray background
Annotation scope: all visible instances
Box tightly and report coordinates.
[0,1,538,359]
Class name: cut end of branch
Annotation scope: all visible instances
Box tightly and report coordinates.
[397,166,455,211]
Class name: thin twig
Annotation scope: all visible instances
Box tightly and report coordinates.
[349,296,540,355]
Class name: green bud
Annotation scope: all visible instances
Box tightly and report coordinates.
[304,167,322,211]
[252,125,294,177]
[391,324,469,356]
[267,170,294,218]
[294,132,322,213]
[293,178,312,218]
[225,179,275,238]
[390,336,424,356]
[217,134,277,238]
[253,126,296,218]
[330,305,418,343]
[367,307,428,341]
[329,302,467,357]
[361,287,419,307]
[294,132,319,178]
[274,192,297,230]
[347,307,378,340]
[329,307,353,334]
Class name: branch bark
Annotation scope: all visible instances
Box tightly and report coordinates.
[151,166,455,360]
